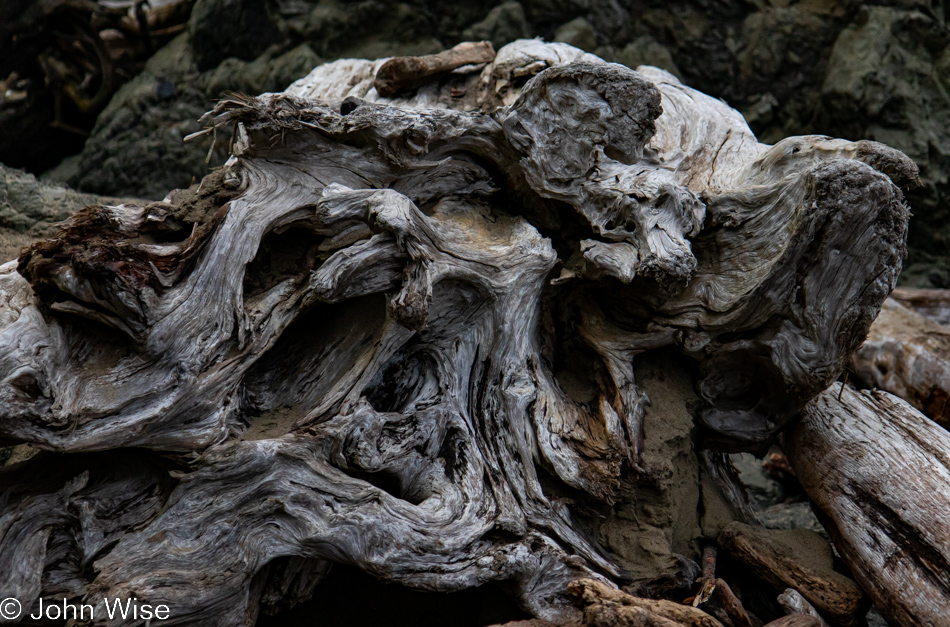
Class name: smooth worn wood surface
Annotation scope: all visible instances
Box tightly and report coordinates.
[891,287,950,326]
[787,386,950,627]
[777,589,830,627]
[852,298,950,429]
[0,41,915,625]
[374,41,496,97]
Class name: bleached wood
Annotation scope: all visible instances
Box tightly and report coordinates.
[787,386,950,627]
[0,41,915,624]
[891,287,950,326]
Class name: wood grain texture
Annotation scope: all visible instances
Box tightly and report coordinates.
[374,41,496,97]
[0,41,914,624]
[788,386,950,627]
[570,579,724,627]
[718,523,866,626]
[852,298,950,428]
[891,287,950,326]
[763,616,821,627]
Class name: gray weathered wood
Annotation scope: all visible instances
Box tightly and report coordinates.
[787,386,950,627]
[891,287,950,326]
[0,41,915,624]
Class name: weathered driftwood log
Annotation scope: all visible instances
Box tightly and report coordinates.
[717,523,866,626]
[891,286,950,326]
[0,41,915,624]
[764,616,821,627]
[852,298,950,429]
[570,579,725,627]
[374,41,496,97]
[787,386,950,627]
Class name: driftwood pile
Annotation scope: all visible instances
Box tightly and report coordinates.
[1,40,947,627]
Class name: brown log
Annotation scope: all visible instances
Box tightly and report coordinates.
[712,579,754,627]
[374,41,496,97]
[717,523,866,626]
[787,386,950,627]
[891,286,950,326]
[852,298,950,429]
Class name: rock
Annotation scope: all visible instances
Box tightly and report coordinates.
[73,35,322,200]
[864,607,888,627]
[303,1,443,60]
[202,44,322,101]
[719,523,868,626]
[729,453,786,511]
[821,6,950,288]
[757,502,825,536]
[0,164,134,262]
[72,33,211,199]
[189,0,280,71]
[554,17,598,53]
[461,2,530,51]
[598,36,682,78]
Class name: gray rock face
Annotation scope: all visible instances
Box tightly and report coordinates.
[189,0,281,71]
[462,2,530,50]
[0,164,134,261]
[820,6,950,287]
[73,35,321,200]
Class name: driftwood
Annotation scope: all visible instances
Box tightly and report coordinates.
[570,579,724,627]
[852,298,950,428]
[891,287,950,326]
[717,523,865,626]
[776,589,830,627]
[787,386,950,627]
[763,616,821,627]
[374,41,496,97]
[0,41,916,624]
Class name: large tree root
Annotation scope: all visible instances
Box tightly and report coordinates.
[0,41,915,624]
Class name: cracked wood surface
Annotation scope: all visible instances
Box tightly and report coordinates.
[788,386,950,627]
